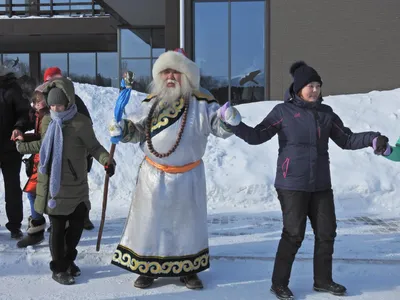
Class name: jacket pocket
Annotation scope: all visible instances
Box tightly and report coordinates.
[282,157,290,178]
[67,159,78,181]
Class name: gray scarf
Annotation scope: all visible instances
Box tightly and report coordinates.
[39,104,77,201]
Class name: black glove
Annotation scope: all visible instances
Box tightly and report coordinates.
[374,135,389,155]
[104,163,115,177]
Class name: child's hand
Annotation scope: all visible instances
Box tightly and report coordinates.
[15,135,24,141]
[10,129,22,141]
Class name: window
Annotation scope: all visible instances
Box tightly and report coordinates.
[3,53,29,76]
[119,28,165,93]
[69,53,96,84]
[194,1,229,104]
[97,52,118,87]
[194,0,266,104]
[231,1,265,104]
[41,53,68,79]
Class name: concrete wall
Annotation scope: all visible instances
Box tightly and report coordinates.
[0,17,118,52]
[269,0,400,99]
[103,0,165,26]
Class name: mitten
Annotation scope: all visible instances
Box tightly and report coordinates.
[372,135,392,156]
[104,163,115,177]
[217,102,241,126]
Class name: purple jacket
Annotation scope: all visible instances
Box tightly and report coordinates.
[232,86,379,192]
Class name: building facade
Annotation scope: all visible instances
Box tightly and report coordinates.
[1,0,400,103]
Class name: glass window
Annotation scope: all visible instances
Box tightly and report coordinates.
[151,29,165,57]
[9,0,26,12]
[41,53,68,80]
[194,1,229,104]
[121,59,151,93]
[69,53,96,84]
[3,53,29,76]
[97,52,118,87]
[0,0,6,12]
[121,29,151,58]
[231,1,265,104]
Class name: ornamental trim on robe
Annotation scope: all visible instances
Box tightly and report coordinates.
[111,245,210,277]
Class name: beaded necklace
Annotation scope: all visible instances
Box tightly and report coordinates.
[145,97,189,158]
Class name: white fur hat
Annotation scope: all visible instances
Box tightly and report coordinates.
[152,50,200,90]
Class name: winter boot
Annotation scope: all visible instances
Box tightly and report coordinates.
[83,212,94,231]
[17,216,46,248]
[67,262,81,277]
[134,275,156,288]
[313,281,347,296]
[10,229,23,240]
[52,272,75,285]
[180,273,204,289]
[270,284,294,299]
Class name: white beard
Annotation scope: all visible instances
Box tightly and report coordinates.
[148,74,193,116]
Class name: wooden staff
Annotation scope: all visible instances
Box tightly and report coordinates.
[96,143,116,251]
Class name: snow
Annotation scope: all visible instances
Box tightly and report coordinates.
[1,83,400,299]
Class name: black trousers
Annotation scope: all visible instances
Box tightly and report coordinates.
[48,202,87,273]
[272,189,337,286]
[0,151,23,232]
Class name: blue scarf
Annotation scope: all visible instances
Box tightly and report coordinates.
[39,104,78,200]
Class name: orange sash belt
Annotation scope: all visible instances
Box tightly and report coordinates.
[145,156,201,174]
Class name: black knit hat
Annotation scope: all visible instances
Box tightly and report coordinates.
[47,87,68,106]
[290,61,322,94]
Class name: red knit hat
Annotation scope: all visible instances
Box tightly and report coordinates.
[43,67,62,82]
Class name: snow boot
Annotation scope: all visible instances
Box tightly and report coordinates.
[180,274,204,289]
[17,216,46,248]
[10,229,23,240]
[134,275,156,288]
[52,272,75,285]
[270,284,294,299]
[313,281,347,296]
[67,262,81,277]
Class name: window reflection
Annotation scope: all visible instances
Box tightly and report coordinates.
[97,52,118,87]
[231,1,265,104]
[69,53,96,84]
[3,53,29,76]
[41,53,68,79]
[121,29,151,58]
[194,0,266,104]
[121,59,151,93]
[194,1,229,104]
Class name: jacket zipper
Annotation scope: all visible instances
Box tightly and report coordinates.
[312,109,321,139]
[67,159,78,181]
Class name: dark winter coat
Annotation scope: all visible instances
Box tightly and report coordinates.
[232,86,380,192]
[0,73,32,154]
[34,78,110,215]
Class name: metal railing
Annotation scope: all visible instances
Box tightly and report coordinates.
[0,0,106,17]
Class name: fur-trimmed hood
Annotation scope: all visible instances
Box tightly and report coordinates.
[41,77,76,109]
[152,51,200,90]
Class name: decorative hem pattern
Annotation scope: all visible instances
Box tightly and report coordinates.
[111,245,210,277]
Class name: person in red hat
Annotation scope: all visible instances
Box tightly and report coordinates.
[109,49,241,290]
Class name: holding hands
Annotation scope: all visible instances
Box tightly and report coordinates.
[372,135,391,156]
[217,102,241,126]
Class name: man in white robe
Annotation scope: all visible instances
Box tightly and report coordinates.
[109,49,241,289]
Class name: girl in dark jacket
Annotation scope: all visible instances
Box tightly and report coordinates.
[226,61,389,299]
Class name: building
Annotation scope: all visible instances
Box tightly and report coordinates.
[1,0,400,103]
